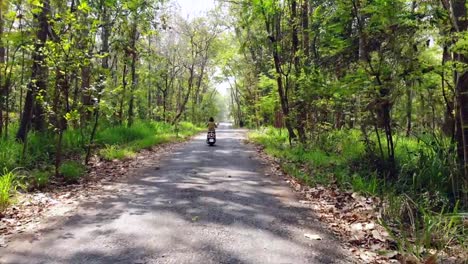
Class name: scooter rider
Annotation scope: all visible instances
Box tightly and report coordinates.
[207,117,217,132]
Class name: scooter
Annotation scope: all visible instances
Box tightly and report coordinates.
[207,131,216,146]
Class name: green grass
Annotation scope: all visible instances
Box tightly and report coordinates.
[0,121,203,194]
[96,121,203,161]
[0,120,203,211]
[96,122,156,145]
[99,145,136,161]
[59,161,86,183]
[0,140,22,171]
[249,127,466,258]
[0,170,16,211]
[32,170,51,189]
[249,127,459,199]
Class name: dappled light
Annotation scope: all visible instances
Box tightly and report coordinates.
[1,129,350,263]
[0,0,467,263]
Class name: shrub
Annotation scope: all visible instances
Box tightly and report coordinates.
[96,122,155,145]
[131,136,169,151]
[0,170,16,211]
[178,122,203,137]
[0,140,22,171]
[32,170,51,189]
[62,129,86,156]
[250,127,466,259]
[99,145,136,161]
[23,132,56,167]
[59,161,86,183]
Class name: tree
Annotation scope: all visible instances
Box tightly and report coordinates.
[16,0,49,142]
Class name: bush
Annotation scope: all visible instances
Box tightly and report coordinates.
[59,161,86,183]
[99,145,136,161]
[0,140,22,171]
[32,170,51,189]
[0,170,16,211]
[178,121,203,137]
[131,136,169,151]
[62,129,86,156]
[96,122,156,145]
[249,127,466,259]
[96,121,202,160]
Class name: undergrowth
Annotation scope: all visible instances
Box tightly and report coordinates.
[0,121,203,212]
[0,170,16,211]
[249,127,467,260]
[60,161,86,183]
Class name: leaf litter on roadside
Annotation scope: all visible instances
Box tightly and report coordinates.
[251,143,466,264]
[0,141,185,247]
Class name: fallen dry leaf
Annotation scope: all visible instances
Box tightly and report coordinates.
[304,233,322,240]
[372,229,385,242]
[424,255,437,264]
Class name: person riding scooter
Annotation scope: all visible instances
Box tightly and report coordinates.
[206,117,217,146]
[207,117,217,132]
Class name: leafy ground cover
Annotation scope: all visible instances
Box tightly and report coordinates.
[249,127,467,263]
[0,137,188,247]
[0,121,203,214]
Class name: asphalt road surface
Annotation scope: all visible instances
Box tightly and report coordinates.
[0,125,353,264]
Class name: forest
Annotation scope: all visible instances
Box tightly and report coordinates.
[0,0,467,262]
[223,0,468,261]
[0,0,225,181]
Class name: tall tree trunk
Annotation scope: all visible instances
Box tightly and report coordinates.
[86,1,111,164]
[19,12,25,119]
[449,0,468,201]
[147,37,152,120]
[173,66,194,124]
[127,22,138,128]
[291,0,306,142]
[405,81,413,137]
[81,64,92,118]
[119,63,128,125]
[0,6,5,137]
[441,45,455,137]
[265,11,297,142]
[53,68,69,176]
[79,15,92,123]
[302,0,310,60]
[16,0,49,142]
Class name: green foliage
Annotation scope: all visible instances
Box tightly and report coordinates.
[96,122,157,145]
[178,122,204,138]
[0,120,201,193]
[32,170,51,189]
[59,161,86,183]
[96,121,203,161]
[395,135,458,197]
[250,127,465,257]
[381,198,465,259]
[0,170,16,211]
[131,137,167,150]
[99,146,136,161]
[0,140,22,171]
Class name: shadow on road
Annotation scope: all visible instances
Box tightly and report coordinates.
[0,129,352,264]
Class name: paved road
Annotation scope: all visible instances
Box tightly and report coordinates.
[0,126,352,264]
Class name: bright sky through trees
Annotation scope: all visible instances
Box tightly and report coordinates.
[175,0,229,96]
[176,0,217,18]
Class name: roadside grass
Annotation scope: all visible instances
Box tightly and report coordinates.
[0,120,203,212]
[97,121,203,161]
[31,169,51,189]
[60,161,86,183]
[249,127,467,259]
[0,170,16,211]
[99,146,136,161]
